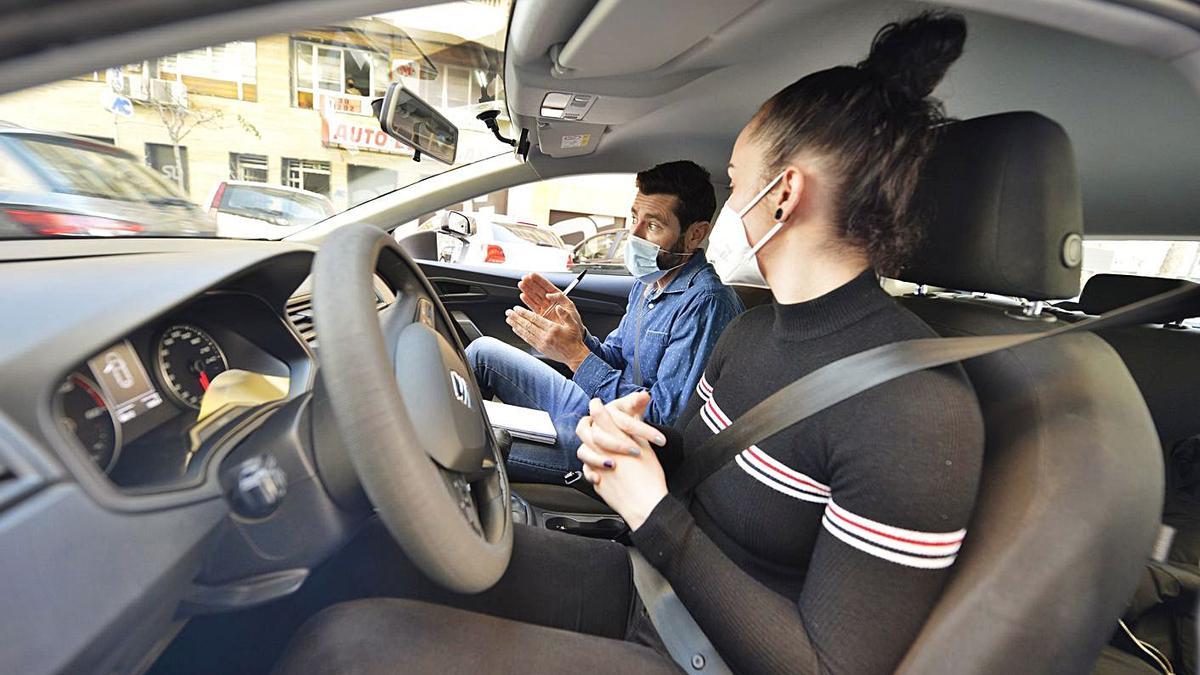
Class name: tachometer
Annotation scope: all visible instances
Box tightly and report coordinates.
[56,372,121,471]
[156,324,229,409]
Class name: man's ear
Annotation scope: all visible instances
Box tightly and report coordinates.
[684,221,711,250]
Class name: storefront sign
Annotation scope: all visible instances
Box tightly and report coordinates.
[318,93,412,155]
[321,117,413,155]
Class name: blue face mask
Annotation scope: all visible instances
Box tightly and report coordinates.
[623,234,690,284]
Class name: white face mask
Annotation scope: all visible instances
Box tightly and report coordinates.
[707,172,786,288]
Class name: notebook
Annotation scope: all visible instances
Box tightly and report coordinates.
[483,400,558,444]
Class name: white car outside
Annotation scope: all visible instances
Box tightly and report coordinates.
[432,212,571,272]
[204,181,336,240]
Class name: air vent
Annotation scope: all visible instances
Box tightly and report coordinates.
[286,291,393,348]
[286,295,318,346]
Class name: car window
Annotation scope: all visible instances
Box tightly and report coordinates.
[576,232,618,261]
[400,173,637,274]
[220,184,334,226]
[1079,239,1200,324]
[0,1,514,240]
[5,136,187,203]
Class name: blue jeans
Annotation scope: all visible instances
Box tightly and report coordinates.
[465,336,591,483]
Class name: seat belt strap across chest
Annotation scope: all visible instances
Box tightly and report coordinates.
[668,284,1200,496]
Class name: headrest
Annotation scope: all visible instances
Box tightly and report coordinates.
[902,112,1083,300]
[1079,273,1200,321]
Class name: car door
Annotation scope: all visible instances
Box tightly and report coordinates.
[410,174,638,376]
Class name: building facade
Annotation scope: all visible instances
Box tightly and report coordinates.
[0,19,511,212]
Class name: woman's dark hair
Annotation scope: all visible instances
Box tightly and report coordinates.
[750,11,966,275]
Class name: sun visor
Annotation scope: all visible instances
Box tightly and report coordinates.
[535,121,605,158]
[551,0,757,79]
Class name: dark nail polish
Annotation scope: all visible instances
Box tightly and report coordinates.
[603,459,614,469]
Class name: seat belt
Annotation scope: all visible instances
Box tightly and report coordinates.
[634,284,1200,674]
[668,283,1200,496]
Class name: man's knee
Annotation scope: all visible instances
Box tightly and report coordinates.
[465,335,504,367]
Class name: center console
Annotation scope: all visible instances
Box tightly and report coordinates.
[510,488,627,540]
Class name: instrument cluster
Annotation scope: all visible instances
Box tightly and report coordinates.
[52,293,302,490]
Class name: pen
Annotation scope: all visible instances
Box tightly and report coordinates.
[542,268,589,317]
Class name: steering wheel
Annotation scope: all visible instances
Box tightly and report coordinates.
[312,223,512,593]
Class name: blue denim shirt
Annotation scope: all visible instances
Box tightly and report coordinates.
[572,249,744,427]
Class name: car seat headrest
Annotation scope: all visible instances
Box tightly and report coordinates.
[1079,273,1200,321]
[901,112,1083,300]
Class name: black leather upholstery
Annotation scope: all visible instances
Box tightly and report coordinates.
[895,113,1163,674]
[901,112,1084,300]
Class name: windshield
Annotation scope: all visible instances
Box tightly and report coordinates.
[0,0,512,240]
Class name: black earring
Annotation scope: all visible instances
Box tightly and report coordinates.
[774,208,783,220]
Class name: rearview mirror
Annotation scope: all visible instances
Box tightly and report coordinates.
[375,83,458,164]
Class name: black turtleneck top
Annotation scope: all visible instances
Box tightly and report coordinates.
[630,271,984,675]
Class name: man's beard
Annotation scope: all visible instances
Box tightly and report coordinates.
[655,232,692,270]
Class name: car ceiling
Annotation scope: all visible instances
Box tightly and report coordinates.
[0,0,1198,238]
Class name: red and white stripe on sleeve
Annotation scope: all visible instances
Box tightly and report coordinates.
[821,500,965,569]
[699,389,831,504]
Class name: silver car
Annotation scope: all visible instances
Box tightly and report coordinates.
[0,127,216,238]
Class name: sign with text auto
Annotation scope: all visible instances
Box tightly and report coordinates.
[318,94,412,155]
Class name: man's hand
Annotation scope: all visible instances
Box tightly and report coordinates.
[575,392,669,530]
[518,273,580,319]
[506,304,591,371]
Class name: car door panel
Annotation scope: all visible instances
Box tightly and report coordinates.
[417,261,632,375]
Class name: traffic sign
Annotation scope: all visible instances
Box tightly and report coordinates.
[101,90,134,117]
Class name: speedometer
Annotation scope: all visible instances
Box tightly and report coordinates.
[156,324,229,409]
[55,372,121,471]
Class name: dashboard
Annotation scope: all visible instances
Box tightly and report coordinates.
[53,293,300,491]
[0,237,375,675]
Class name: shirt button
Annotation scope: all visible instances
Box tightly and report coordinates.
[648,303,654,309]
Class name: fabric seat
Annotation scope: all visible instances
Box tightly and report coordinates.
[893,112,1164,674]
[271,598,680,675]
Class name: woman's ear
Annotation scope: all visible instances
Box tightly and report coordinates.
[774,166,806,222]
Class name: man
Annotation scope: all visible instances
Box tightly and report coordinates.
[466,160,744,482]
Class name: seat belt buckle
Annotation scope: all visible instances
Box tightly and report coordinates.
[563,470,583,485]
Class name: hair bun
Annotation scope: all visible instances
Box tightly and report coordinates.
[859,11,966,100]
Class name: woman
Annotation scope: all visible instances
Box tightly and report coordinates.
[572,12,982,674]
[279,12,982,675]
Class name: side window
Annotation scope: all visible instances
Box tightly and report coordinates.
[403,173,637,275]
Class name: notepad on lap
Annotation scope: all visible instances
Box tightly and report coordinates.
[483,400,558,444]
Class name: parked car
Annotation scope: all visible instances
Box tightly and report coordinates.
[418,210,571,272]
[204,180,336,240]
[568,228,628,274]
[0,127,215,238]
[548,215,598,246]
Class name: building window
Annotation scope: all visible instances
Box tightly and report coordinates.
[283,158,331,197]
[400,65,479,111]
[145,143,189,191]
[230,153,268,182]
[159,42,257,100]
[293,40,388,111]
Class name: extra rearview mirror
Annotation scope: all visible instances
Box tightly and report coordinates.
[375,83,458,164]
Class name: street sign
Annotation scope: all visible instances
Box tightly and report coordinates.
[101,90,134,117]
